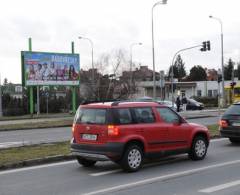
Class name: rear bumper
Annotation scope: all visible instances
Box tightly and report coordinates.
[70,140,124,161]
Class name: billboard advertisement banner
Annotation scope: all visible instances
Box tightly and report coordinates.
[21,51,80,86]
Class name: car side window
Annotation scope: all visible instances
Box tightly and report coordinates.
[157,107,180,123]
[115,108,133,124]
[133,107,155,123]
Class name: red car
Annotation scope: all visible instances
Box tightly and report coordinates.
[71,101,210,172]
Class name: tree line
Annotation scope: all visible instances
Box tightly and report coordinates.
[168,55,240,81]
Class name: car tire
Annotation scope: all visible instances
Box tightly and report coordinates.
[76,157,96,167]
[120,144,143,172]
[189,136,208,161]
[229,138,240,144]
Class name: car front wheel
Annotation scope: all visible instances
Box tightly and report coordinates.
[120,145,143,172]
[189,136,208,160]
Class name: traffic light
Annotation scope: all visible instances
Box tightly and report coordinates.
[200,42,207,51]
[200,41,211,52]
[206,41,211,51]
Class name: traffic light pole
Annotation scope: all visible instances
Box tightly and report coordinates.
[171,44,202,108]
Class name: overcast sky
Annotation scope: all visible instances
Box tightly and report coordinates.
[1,0,240,83]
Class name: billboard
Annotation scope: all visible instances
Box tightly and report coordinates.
[21,51,80,86]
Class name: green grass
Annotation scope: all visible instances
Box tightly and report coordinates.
[207,124,220,137]
[0,120,72,131]
[0,142,70,166]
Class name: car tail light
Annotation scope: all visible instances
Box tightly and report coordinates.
[108,125,119,136]
[219,119,228,128]
[72,124,76,135]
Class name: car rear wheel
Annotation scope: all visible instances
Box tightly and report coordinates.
[120,145,143,172]
[229,138,240,144]
[76,157,96,167]
[189,136,208,160]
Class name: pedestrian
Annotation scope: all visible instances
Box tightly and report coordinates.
[182,95,187,112]
[176,96,181,112]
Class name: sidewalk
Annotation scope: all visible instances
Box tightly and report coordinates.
[179,109,224,119]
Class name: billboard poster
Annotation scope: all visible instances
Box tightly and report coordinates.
[21,51,80,86]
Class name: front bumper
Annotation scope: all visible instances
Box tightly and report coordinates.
[70,140,124,161]
[220,128,240,138]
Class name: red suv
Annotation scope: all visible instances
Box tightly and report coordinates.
[71,101,210,172]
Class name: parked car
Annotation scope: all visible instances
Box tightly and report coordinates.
[187,98,204,110]
[219,102,240,143]
[158,100,179,111]
[71,101,210,172]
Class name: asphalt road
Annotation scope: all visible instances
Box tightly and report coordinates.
[0,117,220,148]
[0,127,71,148]
[187,116,220,126]
[0,138,240,195]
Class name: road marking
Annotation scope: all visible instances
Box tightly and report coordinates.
[90,157,181,177]
[210,138,228,143]
[82,159,240,195]
[0,160,76,175]
[90,169,122,176]
[199,180,240,193]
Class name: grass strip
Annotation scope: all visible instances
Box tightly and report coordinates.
[207,124,220,137]
[0,120,72,131]
[0,142,70,167]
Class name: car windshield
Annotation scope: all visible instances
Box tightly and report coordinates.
[74,108,107,124]
[189,99,198,103]
[224,105,240,115]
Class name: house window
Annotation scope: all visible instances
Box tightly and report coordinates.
[197,90,202,97]
[208,90,213,97]
[15,86,22,93]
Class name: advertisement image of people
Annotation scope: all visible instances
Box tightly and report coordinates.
[22,51,80,86]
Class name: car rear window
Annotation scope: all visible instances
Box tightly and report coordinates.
[224,105,240,115]
[74,108,107,124]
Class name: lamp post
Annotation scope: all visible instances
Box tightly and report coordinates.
[130,42,142,97]
[209,15,225,107]
[78,36,94,86]
[152,0,168,99]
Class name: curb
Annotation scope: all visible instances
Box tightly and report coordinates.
[0,154,75,171]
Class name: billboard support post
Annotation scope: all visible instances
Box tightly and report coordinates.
[28,38,34,115]
[71,41,76,113]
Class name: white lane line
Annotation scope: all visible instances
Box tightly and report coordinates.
[90,169,122,176]
[210,138,228,143]
[199,180,240,193]
[90,157,180,177]
[0,160,76,176]
[82,159,240,195]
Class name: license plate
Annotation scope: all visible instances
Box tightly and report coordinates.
[232,122,240,126]
[82,134,97,141]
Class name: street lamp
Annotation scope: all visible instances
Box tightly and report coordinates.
[130,42,142,97]
[78,36,94,86]
[152,0,168,99]
[209,15,225,107]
